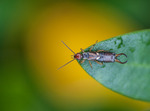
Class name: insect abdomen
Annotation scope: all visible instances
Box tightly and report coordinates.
[97,52,115,62]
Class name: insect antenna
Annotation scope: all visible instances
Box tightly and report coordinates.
[61,41,75,54]
[57,59,75,70]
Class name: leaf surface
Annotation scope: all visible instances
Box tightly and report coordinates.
[78,29,150,101]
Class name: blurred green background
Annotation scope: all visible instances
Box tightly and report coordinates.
[1,0,150,111]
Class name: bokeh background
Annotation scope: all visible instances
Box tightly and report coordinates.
[1,0,150,111]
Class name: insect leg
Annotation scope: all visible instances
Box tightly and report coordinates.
[95,60,103,65]
[89,61,93,68]
[80,59,85,64]
[96,50,105,52]
[80,48,85,53]
[97,50,110,52]
[89,40,98,52]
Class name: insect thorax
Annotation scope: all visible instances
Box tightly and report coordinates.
[82,52,89,59]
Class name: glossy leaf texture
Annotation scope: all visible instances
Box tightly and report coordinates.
[78,29,150,102]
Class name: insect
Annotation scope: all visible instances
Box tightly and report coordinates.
[58,41,127,70]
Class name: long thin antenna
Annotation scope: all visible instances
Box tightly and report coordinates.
[61,41,75,54]
[57,59,75,70]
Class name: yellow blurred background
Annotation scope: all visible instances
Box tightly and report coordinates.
[1,0,150,111]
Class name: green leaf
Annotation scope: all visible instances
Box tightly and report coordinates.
[78,29,150,102]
